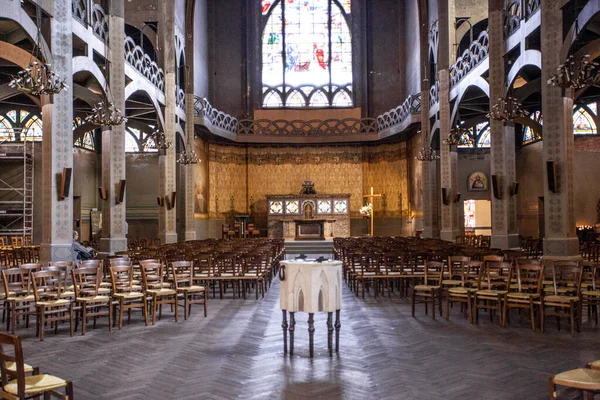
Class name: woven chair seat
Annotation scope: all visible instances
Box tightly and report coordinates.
[552,368,600,391]
[4,374,67,396]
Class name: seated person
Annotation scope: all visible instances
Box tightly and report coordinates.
[72,230,95,262]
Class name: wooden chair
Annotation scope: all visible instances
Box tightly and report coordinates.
[473,259,510,325]
[446,260,481,322]
[71,266,112,335]
[140,263,178,325]
[502,262,544,331]
[30,270,74,341]
[540,261,583,336]
[170,261,207,319]
[109,265,148,329]
[582,262,600,325]
[2,268,35,334]
[548,368,600,400]
[411,260,444,320]
[0,332,74,399]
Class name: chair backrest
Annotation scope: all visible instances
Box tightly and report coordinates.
[478,260,511,290]
[72,266,102,298]
[0,332,27,398]
[48,261,73,268]
[140,262,165,289]
[582,262,600,291]
[78,259,102,269]
[549,261,583,297]
[110,265,136,293]
[170,261,192,288]
[1,268,32,299]
[509,263,544,294]
[31,270,68,302]
[423,260,444,286]
[448,255,470,279]
[110,258,132,267]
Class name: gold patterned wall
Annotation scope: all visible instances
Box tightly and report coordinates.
[193,137,209,216]
[362,142,409,217]
[203,143,410,222]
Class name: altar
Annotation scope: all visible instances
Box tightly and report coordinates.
[266,181,351,239]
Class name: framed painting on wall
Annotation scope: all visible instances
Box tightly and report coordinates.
[468,172,488,191]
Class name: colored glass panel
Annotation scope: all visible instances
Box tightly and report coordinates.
[22,115,42,141]
[477,123,491,148]
[0,116,15,141]
[262,3,284,88]
[464,200,476,228]
[6,110,17,123]
[573,108,597,135]
[19,110,29,123]
[262,0,273,14]
[262,0,353,108]
[338,0,351,13]
[125,128,140,152]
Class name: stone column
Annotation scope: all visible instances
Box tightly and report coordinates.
[158,1,178,244]
[420,2,439,239]
[183,14,196,242]
[437,0,460,242]
[540,1,578,257]
[99,0,127,255]
[439,70,460,242]
[489,0,519,249]
[40,0,74,262]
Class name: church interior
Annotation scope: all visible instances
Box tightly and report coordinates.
[1,0,600,398]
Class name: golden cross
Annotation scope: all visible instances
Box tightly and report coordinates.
[362,187,382,236]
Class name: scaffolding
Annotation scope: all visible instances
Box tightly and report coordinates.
[0,137,34,237]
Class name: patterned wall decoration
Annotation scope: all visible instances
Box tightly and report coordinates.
[204,143,410,224]
[362,142,409,218]
[193,137,209,215]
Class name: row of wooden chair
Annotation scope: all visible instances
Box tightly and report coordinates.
[2,259,208,340]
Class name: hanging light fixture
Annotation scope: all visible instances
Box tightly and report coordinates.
[9,5,67,96]
[177,148,200,164]
[487,93,529,121]
[415,147,440,162]
[85,61,127,126]
[547,54,600,89]
[444,115,473,146]
[149,126,171,151]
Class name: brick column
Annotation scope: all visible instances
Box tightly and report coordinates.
[489,0,519,249]
[158,1,178,244]
[540,1,578,257]
[99,0,127,254]
[40,0,74,262]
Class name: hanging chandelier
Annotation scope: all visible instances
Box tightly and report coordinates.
[415,147,440,162]
[177,149,200,164]
[487,94,529,121]
[443,124,472,146]
[9,5,66,96]
[149,125,171,151]
[547,54,600,89]
[9,62,67,96]
[85,100,127,126]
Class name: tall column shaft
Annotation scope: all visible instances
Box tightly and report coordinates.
[439,70,460,242]
[489,0,519,249]
[540,1,578,257]
[40,0,74,262]
[184,15,196,242]
[159,1,178,244]
[99,1,127,254]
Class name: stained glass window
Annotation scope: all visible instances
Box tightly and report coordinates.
[6,110,17,123]
[573,105,597,135]
[125,128,140,152]
[19,110,29,123]
[261,0,353,108]
[0,116,15,141]
[22,115,43,141]
[523,110,542,144]
[477,123,491,147]
[464,200,476,228]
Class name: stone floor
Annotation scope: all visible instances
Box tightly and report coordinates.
[13,279,600,400]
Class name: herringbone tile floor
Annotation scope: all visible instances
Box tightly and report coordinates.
[12,280,600,400]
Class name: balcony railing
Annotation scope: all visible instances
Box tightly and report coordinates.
[449,30,489,89]
[124,36,165,92]
[376,94,421,132]
[72,0,108,42]
[193,97,238,134]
